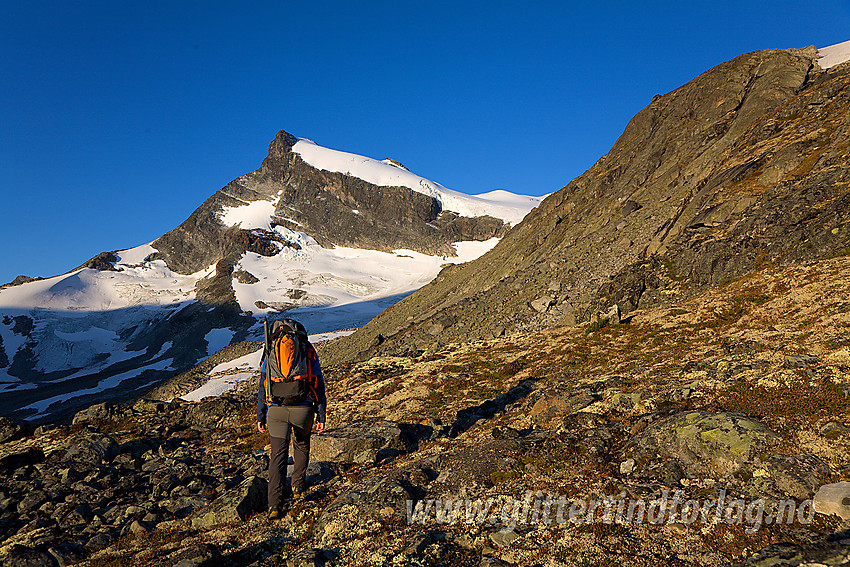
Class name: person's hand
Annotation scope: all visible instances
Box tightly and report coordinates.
[316,422,325,435]
[257,422,266,434]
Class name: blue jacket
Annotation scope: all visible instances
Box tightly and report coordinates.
[256,354,327,424]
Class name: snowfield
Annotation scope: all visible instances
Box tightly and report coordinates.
[818,39,850,70]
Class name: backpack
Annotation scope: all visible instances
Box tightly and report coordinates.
[262,318,318,406]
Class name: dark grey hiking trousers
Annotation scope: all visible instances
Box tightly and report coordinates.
[267,404,314,509]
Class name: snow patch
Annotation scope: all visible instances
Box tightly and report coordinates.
[115,244,157,266]
[181,371,255,402]
[219,199,278,230]
[818,40,850,69]
[310,329,356,342]
[21,358,173,419]
[210,348,263,374]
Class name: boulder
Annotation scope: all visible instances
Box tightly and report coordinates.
[529,389,598,428]
[310,420,416,464]
[72,402,118,425]
[749,454,829,500]
[62,432,119,464]
[629,411,781,478]
[0,416,31,443]
[186,397,243,429]
[814,481,850,520]
[2,545,56,567]
[783,354,820,369]
[164,544,220,567]
[191,475,267,528]
[286,548,335,567]
[530,296,556,313]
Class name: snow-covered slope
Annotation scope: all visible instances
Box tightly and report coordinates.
[293,139,542,226]
[818,39,850,69]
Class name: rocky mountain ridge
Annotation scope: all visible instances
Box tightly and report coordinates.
[324,46,850,366]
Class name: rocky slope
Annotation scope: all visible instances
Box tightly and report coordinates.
[2,254,850,566]
[0,133,539,424]
[324,46,850,365]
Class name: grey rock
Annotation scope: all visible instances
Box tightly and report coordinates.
[488,529,520,548]
[310,419,418,464]
[84,533,113,552]
[129,519,150,534]
[0,447,44,470]
[286,548,334,567]
[750,454,829,500]
[62,432,119,464]
[530,296,556,313]
[820,421,850,438]
[0,416,31,443]
[191,475,267,528]
[16,489,47,514]
[621,200,642,217]
[605,303,621,325]
[783,354,821,369]
[168,544,220,567]
[72,402,118,425]
[814,481,850,520]
[2,545,56,567]
[47,542,86,567]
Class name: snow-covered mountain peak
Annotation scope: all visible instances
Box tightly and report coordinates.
[0,129,544,423]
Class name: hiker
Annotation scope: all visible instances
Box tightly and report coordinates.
[257,318,326,518]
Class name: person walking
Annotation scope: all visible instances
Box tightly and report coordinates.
[257,319,326,519]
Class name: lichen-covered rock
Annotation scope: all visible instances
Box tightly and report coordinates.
[310,419,419,464]
[72,402,119,425]
[748,454,829,500]
[629,411,781,478]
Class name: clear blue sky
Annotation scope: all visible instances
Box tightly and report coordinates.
[2,1,848,284]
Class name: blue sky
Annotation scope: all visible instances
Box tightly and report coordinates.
[2,1,849,284]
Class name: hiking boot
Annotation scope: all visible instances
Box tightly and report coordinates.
[268,507,282,520]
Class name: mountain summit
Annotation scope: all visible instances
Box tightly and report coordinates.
[0,133,541,422]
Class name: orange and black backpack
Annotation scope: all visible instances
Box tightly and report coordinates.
[262,318,318,406]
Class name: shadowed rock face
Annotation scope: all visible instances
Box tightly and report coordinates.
[325,47,850,365]
[151,130,508,276]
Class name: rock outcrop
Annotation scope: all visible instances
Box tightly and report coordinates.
[324,47,850,364]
